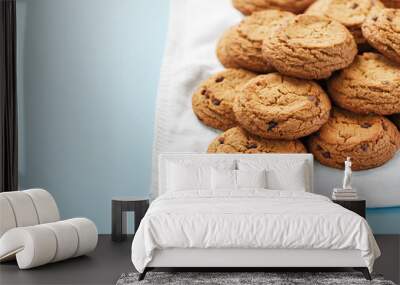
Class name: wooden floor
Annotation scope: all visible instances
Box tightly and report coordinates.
[0,235,399,285]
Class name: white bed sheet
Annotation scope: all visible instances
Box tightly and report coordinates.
[131,190,380,273]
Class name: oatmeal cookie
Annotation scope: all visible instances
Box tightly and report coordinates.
[308,108,400,170]
[207,127,307,153]
[306,0,384,44]
[362,7,400,64]
[232,0,316,15]
[192,69,257,131]
[262,15,357,79]
[328,52,400,115]
[224,10,294,73]
[233,73,331,139]
[216,27,240,68]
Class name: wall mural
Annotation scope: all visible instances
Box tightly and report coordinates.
[151,0,400,210]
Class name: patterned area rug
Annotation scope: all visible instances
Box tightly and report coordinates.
[116,272,396,285]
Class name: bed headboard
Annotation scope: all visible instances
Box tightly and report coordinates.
[154,153,314,198]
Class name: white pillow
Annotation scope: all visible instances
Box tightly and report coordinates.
[236,169,267,189]
[211,168,236,190]
[211,169,268,190]
[238,159,308,192]
[164,158,236,193]
[167,163,211,191]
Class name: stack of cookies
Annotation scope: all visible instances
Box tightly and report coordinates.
[192,0,400,171]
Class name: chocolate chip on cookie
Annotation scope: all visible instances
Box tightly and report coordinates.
[224,10,294,73]
[328,52,400,115]
[308,108,400,170]
[362,8,400,64]
[192,69,257,131]
[306,0,384,45]
[390,114,400,130]
[232,0,316,15]
[207,127,307,153]
[233,73,332,139]
[381,0,400,8]
[262,15,357,79]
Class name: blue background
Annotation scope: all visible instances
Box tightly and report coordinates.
[16,0,399,234]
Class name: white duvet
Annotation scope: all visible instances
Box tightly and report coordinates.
[131,190,380,273]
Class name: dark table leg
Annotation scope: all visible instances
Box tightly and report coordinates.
[112,201,127,242]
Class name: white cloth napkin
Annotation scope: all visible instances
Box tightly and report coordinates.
[151,0,400,208]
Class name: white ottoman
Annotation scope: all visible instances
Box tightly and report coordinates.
[0,189,98,269]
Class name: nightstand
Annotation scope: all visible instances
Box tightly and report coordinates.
[112,197,149,242]
[332,199,366,218]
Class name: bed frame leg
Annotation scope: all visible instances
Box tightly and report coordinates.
[138,268,148,281]
[354,267,371,280]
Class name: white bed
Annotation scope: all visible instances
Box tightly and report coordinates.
[131,153,380,280]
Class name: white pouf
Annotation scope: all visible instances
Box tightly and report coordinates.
[0,189,98,269]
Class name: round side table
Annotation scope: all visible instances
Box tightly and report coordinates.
[111,197,149,242]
